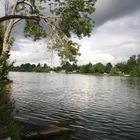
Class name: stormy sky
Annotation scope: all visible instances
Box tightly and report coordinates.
[3,0,140,66]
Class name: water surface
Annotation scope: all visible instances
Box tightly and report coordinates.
[9,72,140,140]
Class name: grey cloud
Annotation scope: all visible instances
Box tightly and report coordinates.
[11,37,34,51]
[108,41,140,58]
[93,0,140,27]
[93,41,140,62]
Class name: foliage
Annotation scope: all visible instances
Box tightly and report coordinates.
[61,61,79,73]
[110,68,121,76]
[24,20,46,41]
[48,33,80,63]
[115,62,128,73]
[112,54,140,76]
[0,24,19,140]
[130,66,140,77]
[59,54,140,77]
[8,37,15,46]
[10,54,140,77]
[0,1,97,139]
[136,54,140,65]
[94,63,105,74]
[0,0,96,63]
[0,55,14,81]
[80,63,93,73]
[0,83,20,140]
[11,63,50,73]
[127,55,137,72]
[105,63,112,73]
[57,0,96,38]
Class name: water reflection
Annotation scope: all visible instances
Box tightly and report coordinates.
[126,77,140,91]
[0,82,20,140]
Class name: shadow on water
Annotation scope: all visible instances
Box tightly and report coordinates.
[0,82,73,140]
[0,82,20,140]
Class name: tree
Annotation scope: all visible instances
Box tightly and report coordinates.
[94,63,105,74]
[0,2,97,138]
[0,0,97,80]
[130,66,140,77]
[127,55,137,72]
[110,68,121,76]
[136,54,140,65]
[105,62,112,73]
[0,0,97,57]
[80,63,93,73]
[115,62,127,73]
[10,63,51,72]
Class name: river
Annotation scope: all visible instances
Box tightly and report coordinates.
[9,72,140,140]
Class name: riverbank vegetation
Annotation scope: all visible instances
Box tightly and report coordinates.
[55,54,140,77]
[0,83,20,140]
[11,63,51,73]
[10,54,140,77]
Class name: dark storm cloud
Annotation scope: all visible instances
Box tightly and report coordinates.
[93,0,140,27]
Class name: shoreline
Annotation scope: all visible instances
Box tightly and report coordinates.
[9,71,133,77]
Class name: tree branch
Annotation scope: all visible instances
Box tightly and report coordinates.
[17,1,34,12]
[0,15,60,23]
[13,19,22,27]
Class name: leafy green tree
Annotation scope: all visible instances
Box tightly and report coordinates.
[80,63,93,73]
[61,61,73,73]
[11,63,51,73]
[110,68,121,76]
[53,66,62,72]
[0,55,14,81]
[127,55,137,72]
[115,62,128,73]
[0,0,97,62]
[71,63,79,72]
[43,64,50,72]
[105,62,112,73]
[94,63,105,74]
[130,66,140,77]
[37,63,41,68]
[136,54,140,65]
[0,0,97,80]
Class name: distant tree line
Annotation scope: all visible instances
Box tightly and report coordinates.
[11,63,51,73]
[53,54,140,77]
[53,61,113,74]
[114,54,140,76]
[11,54,140,77]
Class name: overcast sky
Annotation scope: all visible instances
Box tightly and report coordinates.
[7,0,140,66]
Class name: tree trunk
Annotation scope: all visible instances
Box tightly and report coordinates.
[0,0,18,81]
[2,0,18,57]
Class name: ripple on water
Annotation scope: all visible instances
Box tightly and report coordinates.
[10,72,140,140]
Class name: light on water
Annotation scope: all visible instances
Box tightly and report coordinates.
[9,72,140,140]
